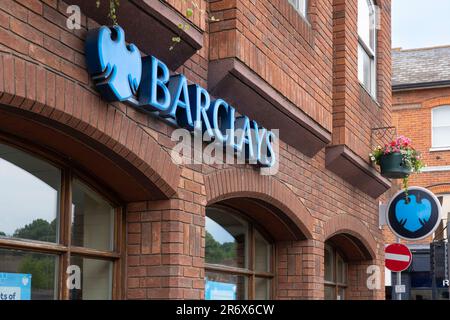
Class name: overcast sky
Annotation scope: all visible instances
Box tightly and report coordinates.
[392,0,450,49]
[0,158,58,236]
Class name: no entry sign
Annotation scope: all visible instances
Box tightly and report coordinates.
[385,243,412,272]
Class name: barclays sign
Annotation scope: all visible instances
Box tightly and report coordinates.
[386,187,442,240]
[85,26,276,167]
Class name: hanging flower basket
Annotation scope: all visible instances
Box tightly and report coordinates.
[370,136,425,196]
[379,152,411,179]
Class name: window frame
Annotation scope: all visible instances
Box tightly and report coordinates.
[324,244,348,300]
[0,134,124,300]
[205,205,275,300]
[357,0,377,98]
[431,106,450,150]
[288,0,308,19]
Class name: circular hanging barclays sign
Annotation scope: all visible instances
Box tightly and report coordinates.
[386,187,442,241]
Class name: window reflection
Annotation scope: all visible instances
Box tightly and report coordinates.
[69,256,113,300]
[205,207,273,300]
[205,209,248,268]
[432,106,450,148]
[205,271,247,300]
[324,244,348,300]
[358,0,376,50]
[255,230,271,273]
[0,141,118,300]
[0,143,60,243]
[255,277,271,300]
[325,245,334,282]
[71,179,115,251]
[0,248,58,300]
[324,285,335,300]
[357,0,377,96]
[336,254,347,284]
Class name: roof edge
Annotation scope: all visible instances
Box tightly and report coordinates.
[392,44,450,53]
[392,80,450,92]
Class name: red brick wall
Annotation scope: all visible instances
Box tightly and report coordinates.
[332,0,392,160]
[209,0,334,132]
[0,0,392,300]
[126,199,205,299]
[166,0,208,31]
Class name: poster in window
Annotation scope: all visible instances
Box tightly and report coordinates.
[205,280,236,300]
[0,273,32,300]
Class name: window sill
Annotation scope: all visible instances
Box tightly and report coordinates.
[325,145,391,198]
[296,11,311,27]
[286,1,310,25]
[359,82,379,106]
[208,58,331,157]
[430,147,450,152]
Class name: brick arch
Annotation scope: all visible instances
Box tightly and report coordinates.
[0,53,180,201]
[323,214,377,260]
[422,96,450,109]
[204,168,314,240]
[427,184,450,195]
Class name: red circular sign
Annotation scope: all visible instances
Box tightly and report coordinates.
[385,244,412,272]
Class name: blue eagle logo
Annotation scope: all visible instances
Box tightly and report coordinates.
[395,195,432,232]
[85,26,142,102]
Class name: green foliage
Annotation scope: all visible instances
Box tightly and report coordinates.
[370,135,425,198]
[169,0,220,51]
[0,231,5,236]
[12,219,57,291]
[186,8,194,18]
[18,255,55,290]
[370,136,424,171]
[94,0,221,51]
[205,231,237,264]
[13,218,57,242]
[96,0,120,25]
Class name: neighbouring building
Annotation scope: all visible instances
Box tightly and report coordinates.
[384,45,450,300]
[0,0,393,300]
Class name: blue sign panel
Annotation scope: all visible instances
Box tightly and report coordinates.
[0,273,32,300]
[205,280,237,300]
[386,187,442,240]
[85,26,276,168]
[85,26,142,102]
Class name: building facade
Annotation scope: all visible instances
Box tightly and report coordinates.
[0,0,392,300]
[384,46,450,300]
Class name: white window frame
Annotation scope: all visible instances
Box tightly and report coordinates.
[358,0,377,99]
[431,105,450,150]
[288,0,308,18]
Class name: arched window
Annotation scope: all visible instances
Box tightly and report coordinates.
[324,244,348,300]
[358,0,377,97]
[205,206,274,300]
[432,106,450,149]
[0,139,122,300]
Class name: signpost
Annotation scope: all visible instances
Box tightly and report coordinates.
[386,187,442,241]
[383,187,443,300]
[385,243,412,300]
